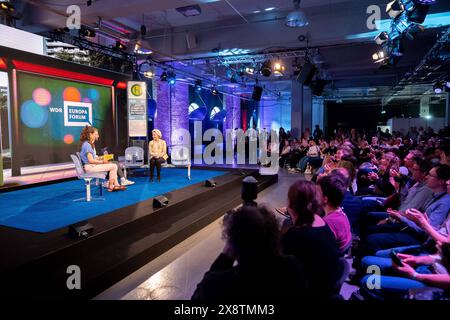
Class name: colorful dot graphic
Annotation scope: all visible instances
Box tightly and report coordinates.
[63,87,81,102]
[63,134,74,145]
[32,88,52,106]
[20,100,49,128]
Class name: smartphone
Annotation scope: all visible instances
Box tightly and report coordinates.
[390,250,403,266]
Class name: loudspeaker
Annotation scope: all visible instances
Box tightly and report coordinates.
[68,222,94,239]
[252,86,263,101]
[297,63,316,86]
[311,79,327,96]
[153,195,169,208]
[205,179,217,187]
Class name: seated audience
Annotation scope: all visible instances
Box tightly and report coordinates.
[281,180,345,299]
[318,171,352,255]
[191,206,308,301]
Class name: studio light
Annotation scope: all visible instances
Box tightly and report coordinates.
[272,61,285,77]
[374,31,389,45]
[79,25,96,38]
[413,0,438,5]
[285,0,308,27]
[143,70,154,79]
[114,41,127,51]
[160,71,168,81]
[211,85,219,96]
[167,70,176,85]
[386,0,404,19]
[245,66,255,75]
[433,82,444,94]
[194,79,202,92]
[0,1,15,13]
[372,50,386,62]
[261,60,272,77]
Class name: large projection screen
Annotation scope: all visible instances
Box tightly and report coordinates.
[16,72,115,165]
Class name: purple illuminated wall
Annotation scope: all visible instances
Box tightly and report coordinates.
[225,95,241,131]
[155,82,189,147]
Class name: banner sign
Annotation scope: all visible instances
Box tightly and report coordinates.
[127,81,147,137]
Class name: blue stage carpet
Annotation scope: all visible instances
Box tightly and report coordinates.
[0,168,226,233]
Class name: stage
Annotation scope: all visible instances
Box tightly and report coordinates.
[0,167,277,299]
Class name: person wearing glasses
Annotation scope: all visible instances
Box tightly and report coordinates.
[364,164,450,254]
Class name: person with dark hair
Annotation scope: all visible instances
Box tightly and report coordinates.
[297,139,322,172]
[358,179,450,300]
[318,172,352,254]
[191,206,307,301]
[364,164,450,254]
[281,180,345,299]
[79,126,125,192]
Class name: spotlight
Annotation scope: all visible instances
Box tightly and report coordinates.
[386,0,404,19]
[167,70,176,85]
[372,50,385,62]
[433,82,444,94]
[194,80,202,92]
[245,66,255,75]
[0,1,15,13]
[78,25,96,38]
[374,31,389,45]
[272,61,285,77]
[285,0,308,27]
[114,41,127,51]
[160,71,168,81]
[211,85,219,95]
[445,79,450,92]
[143,70,154,79]
[413,0,438,5]
[261,60,272,77]
[381,109,387,114]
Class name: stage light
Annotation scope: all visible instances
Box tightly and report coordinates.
[386,0,404,19]
[167,70,176,85]
[433,82,444,94]
[372,50,385,62]
[261,60,272,77]
[253,10,261,14]
[381,109,387,114]
[413,0,438,4]
[211,85,219,96]
[445,79,450,92]
[0,1,14,13]
[374,31,389,45]
[194,79,202,92]
[143,70,154,78]
[160,71,168,81]
[114,41,127,51]
[245,66,255,75]
[272,61,285,77]
[285,0,308,27]
[265,7,276,11]
[78,25,96,38]
[205,179,216,187]
[425,114,432,119]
